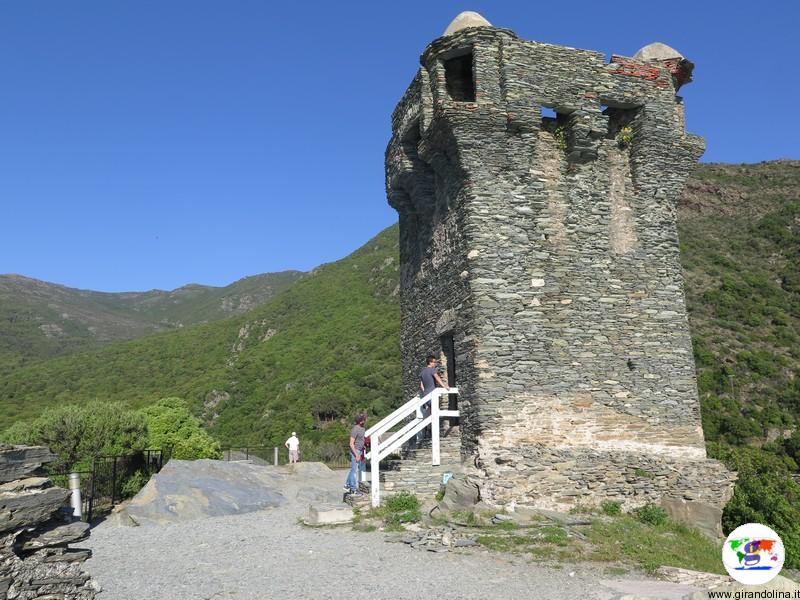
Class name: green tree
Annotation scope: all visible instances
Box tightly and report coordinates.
[139,397,222,460]
[0,401,147,471]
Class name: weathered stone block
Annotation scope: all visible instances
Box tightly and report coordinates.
[304,503,353,526]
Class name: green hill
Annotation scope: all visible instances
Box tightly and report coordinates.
[678,161,800,445]
[1,161,798,455]
[0,226,401,445]
[0,270,302,372]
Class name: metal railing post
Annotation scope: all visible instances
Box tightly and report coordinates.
[111,457,118,506]
[88,458,97,522]
[273,447,278,466]
[68,473,82,520]
[431,390,441,466]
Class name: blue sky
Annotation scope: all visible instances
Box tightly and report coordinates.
[1,1,797,292]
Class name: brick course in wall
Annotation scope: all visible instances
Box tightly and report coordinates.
[385,15,735,534]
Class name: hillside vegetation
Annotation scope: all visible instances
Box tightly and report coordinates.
[0,271,301,372]
[0,226,401,450]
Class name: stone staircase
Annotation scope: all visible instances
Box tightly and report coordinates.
[380,428,463,498]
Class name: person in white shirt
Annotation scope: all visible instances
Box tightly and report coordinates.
[285,432,300,464]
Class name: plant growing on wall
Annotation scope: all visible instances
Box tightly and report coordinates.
[553,126,568,151]
[617,126,633,148]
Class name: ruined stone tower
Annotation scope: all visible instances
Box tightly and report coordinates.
[385,12,734,531]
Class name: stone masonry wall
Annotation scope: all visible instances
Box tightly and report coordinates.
[386,18,734,531]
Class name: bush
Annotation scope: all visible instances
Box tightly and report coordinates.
[601,500,622,516]
[120,469,150,499]
[381,492,421,526]
[0,401,147,471]
[139,397,222,460]
[633,504,667,526]
[385,491,420,513]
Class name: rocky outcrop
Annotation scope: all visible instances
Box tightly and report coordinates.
[110,459,344,526]
[0,445,98,600]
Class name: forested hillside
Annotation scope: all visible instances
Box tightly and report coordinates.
[0,270,301,372]
[679,162,799,444]
[0,226,401,448]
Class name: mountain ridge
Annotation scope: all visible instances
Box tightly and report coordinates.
[0,270,303,372]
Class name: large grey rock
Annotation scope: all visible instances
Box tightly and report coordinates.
[0,486,70,533]
[111,459,343,526]
[660,498,723,540]
[0,446,57,483]
[438,475,480,511]
[19,520,90,550]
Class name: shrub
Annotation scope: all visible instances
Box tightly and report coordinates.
[601,500,622,516]
[382,491,421,525]
[120,470,150,499]
[633,504,667,526]
[384,491,419,513]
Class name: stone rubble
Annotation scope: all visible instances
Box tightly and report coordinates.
[383,524,479,553]
[0,445,99,600]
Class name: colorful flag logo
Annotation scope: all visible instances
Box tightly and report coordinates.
[722,523,785,585]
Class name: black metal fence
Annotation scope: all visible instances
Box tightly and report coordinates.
[221,446,350,469]
[52,447,171,522]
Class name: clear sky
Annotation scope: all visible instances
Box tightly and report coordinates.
[1,1,797,292]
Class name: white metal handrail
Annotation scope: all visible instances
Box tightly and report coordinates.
[363,387,458,507]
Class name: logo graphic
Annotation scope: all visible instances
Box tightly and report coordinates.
[722,523,784,585]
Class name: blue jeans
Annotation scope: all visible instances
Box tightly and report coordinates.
[345,451,364,491]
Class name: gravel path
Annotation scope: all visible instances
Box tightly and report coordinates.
[84,504,699,600]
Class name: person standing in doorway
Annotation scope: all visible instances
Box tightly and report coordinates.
[285,432,300,464]
[344,414,367,496]
[420,354,446,411]
[418,355,446,442]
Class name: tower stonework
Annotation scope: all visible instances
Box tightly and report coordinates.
[385,14,735,531]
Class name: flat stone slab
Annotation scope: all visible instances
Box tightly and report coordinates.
[0,486,70,533]
[20,520,91,550]
[0,446,57,483]
[303,503,353,526]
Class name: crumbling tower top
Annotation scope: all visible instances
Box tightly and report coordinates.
[442,11,492,36]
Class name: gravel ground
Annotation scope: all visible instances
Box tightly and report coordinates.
[84,505,700,600]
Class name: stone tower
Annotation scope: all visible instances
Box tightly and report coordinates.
[385,13,734,531]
